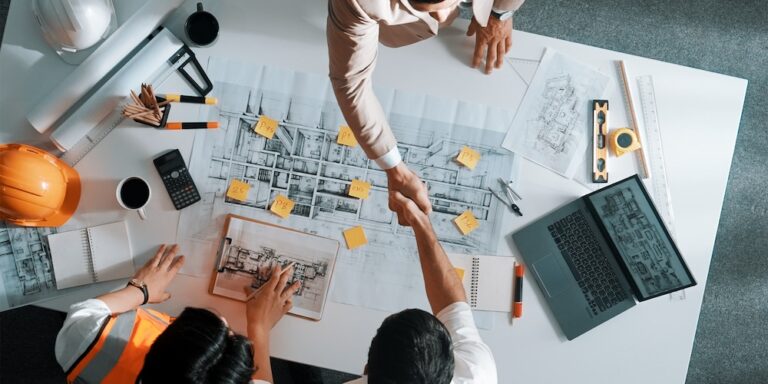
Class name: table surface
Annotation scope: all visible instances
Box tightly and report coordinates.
[0,0,747,383]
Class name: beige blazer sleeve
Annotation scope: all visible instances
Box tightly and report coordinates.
[473,0,526,27]
[327,0,398,162]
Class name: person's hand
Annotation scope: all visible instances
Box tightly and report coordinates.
[245,264,301,339]
[131,244,185,303]
[390,191,431,231]
[467,15,513,74]
[386,163,431,226]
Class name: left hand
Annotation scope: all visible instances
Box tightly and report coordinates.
[132,244,185,303]
[467,16,513,74]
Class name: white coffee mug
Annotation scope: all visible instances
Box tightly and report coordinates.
[116,176,152,220]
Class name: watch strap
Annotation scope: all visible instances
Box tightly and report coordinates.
[127,279,149,305]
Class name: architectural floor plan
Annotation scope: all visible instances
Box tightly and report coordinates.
[0,223,59,310]
[503,49,609,178]
[211,216,338,319]
[178,57,519,312]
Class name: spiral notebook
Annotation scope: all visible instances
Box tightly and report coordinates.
[48,221,134,289]
[448,254,517,312]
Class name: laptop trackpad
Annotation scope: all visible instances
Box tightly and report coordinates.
[533,254,570,298]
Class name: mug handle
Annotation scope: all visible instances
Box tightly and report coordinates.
[137,207,147,220]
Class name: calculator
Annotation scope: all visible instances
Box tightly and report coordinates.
[153,149,201,210]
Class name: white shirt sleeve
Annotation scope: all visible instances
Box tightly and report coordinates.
[436,302,498,384]
[372,146,403,170]
[54,299,112,372]
[250,380,272,384]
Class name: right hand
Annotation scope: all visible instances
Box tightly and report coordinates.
[246,264,301,338]
[386,163,431,226]
[131,244,185,303]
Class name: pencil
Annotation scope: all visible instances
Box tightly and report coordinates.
[618,61,650,179]
[245,262,296,301]
[165,122,219,130]
[163,94,218,105]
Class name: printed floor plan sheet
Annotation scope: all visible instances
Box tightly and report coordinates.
[177,57,520,312]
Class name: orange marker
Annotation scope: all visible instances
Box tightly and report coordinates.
[166,121,219,130]
[513,263,524,318]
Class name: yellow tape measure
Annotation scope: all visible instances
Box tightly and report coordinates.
[610,128,642,157]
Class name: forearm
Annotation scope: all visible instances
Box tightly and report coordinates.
[327,2,398,164]
[249,328,273,382]
[95,286,144,315]
[412,219,467,314]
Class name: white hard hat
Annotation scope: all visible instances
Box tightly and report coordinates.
[32,0,117,63]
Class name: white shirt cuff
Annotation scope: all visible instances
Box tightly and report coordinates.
[373,146,402,170]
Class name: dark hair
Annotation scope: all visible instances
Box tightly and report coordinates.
[367,308,454,384]
[139,307,254,384]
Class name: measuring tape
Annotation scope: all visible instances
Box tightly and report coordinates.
[636,75,676,238]
[609,127,641,157]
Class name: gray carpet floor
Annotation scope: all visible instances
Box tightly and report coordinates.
[1,1,767,383]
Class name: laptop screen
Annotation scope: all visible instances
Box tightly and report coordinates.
[586,175,696,300]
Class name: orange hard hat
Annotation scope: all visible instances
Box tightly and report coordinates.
[0,144,81,227]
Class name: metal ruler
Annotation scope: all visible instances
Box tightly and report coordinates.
[637,76,675,236]
[60,107,127,166]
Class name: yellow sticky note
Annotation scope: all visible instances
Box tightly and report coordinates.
[343,226,368,250]
[254,115,278,139]
[348,179,371,199]
[337,125,358,147]
[455,268,465,282]
[456,146,481,170]
[454,210,479,235]
[226,179,250,201]
[270,194,295,218]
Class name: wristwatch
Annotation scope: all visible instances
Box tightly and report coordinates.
[490,9,515,21]
[127,279,149,305]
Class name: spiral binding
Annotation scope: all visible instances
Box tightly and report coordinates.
[82,229,98,282]
[469,257,480,308]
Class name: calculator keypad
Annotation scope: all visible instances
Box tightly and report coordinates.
[161,167,201,210]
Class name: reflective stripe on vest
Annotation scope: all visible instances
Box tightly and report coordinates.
[66,308,172,384]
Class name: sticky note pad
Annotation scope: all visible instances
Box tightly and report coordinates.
[343,226,368,250]
[456,146,481,170]
[348,179,371,199]
[226,179,250,201]
[454,268,465,282]
[270,194,295,218]
[254,115,278,139]
[337,125,358,147]
[454,210,479,235]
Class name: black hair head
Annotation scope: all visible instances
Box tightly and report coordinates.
[367,308,454,384]
[139,307,254,384]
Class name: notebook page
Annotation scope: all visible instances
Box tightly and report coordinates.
[49,229,93,289]
[475,255,517,312]
[447,253,477,306]
[88,222,135,282]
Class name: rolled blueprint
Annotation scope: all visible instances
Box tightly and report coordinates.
[27,0,183,133]
[50,29,183,152]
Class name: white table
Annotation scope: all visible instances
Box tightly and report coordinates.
[0,0,747,383]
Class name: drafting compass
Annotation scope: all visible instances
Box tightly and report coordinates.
[489,178,523,216]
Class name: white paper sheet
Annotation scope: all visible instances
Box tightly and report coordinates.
[502,49,609,178]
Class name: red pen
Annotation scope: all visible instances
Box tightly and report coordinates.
[513,263,524,318]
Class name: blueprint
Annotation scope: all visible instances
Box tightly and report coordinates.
[0,223,60,310]
[502,49,609,178]
[212,216,338,320]
[177,57,520,314]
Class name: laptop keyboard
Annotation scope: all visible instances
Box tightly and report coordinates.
[548,211,627,316]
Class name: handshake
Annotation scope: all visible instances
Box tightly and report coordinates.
[385,162,433,228]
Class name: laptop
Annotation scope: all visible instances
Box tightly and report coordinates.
[512,174,696,340]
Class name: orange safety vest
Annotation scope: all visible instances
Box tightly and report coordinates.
[65,308,172,384]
